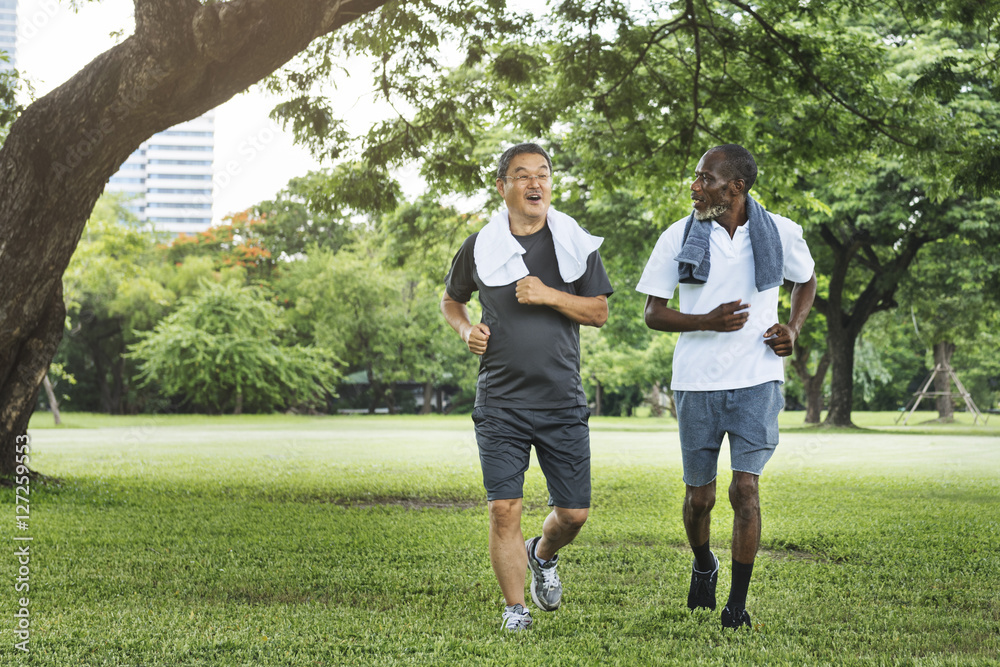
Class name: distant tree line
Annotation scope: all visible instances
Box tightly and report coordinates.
[49,160,999,422]
[24,0,1000,429]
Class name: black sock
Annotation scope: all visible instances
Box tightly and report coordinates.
[692,539,715,572]
[726,559,754,610]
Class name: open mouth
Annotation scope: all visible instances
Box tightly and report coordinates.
[527,193,543,202]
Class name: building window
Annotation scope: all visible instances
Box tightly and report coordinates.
[148,159,213,166]
[147,145,213,152]
[147,174,212,180]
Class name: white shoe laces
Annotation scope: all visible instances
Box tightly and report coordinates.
[539,562,560,591]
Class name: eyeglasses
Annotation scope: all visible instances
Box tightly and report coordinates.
[503,173,551,185]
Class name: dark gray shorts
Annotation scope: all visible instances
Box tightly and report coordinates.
[674,381,784,487]
[471,405,591,508]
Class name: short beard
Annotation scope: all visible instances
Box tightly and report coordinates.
[693,202,730,221]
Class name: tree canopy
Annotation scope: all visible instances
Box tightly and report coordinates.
[3,0,1000,478]
[0,0,397,476]
[263,1,1000,427]
[128,280,339,414]
[270,0,1000,208]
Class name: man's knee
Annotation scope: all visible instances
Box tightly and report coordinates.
[489,498,523,531]
[555,506,589,532]
[728,474,759,512]
[685,484,716,515]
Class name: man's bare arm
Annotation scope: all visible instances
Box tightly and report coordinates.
[643,295,750,332]
[514,276,608,327]
[440,291,491,355]
[763,272,817,357]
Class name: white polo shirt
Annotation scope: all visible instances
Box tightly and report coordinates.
[636,212,814,391]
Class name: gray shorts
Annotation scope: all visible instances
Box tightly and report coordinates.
[674,381,784,487]
[471,405,591,508]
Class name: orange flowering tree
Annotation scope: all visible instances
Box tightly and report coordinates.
[163,213,274,282]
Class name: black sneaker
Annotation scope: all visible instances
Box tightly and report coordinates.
[721,605,752,629]
[687,552,718,610]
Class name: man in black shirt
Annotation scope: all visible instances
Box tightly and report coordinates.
[441,143,613,632]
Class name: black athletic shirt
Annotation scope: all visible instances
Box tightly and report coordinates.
[444,224,614,409]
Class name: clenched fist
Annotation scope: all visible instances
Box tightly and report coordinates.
[515,276,553,305]
[464,323,491,356]
[763,323,796,357]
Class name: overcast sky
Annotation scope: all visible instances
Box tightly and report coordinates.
[15,0,393,224]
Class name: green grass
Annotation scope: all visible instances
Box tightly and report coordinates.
[3,414,999,665]
[27,408,999,435]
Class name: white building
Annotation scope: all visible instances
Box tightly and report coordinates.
[8,1,214,233]
[0,0,16,70]
[106,113,216,233]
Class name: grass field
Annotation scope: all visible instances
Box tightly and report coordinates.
[3,412,998,665]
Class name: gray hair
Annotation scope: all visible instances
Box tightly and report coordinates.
[707,144,758,193]
[496,143,552,180]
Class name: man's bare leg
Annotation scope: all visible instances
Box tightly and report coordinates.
[534,506,589,561]
[684,481,717,552]
[723,471,759,628]
[488,498,527,606]
[684,480,719,610]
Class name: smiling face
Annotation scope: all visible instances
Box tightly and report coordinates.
[690,150,739,221]
[497,153,552,229]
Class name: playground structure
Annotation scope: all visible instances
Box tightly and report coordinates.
[897,361,988,425]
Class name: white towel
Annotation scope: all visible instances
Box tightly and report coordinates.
[473,208,604,287]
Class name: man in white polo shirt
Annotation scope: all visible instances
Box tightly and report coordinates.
[636,144,816,630]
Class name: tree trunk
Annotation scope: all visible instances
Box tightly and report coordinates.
[367,367,382,414]
[593,380,602,417]
[790,342,831,425]
[91,343,126,415]
[664,390,677,419]
[0,0,392,478]
[933,341,956,422]
[386,383,397,415]
[823,327,856,427]
[803,373,825,424]
[92,345,112,413]
[0,290,66,477]
[42,374,62,426]
[233,390,243,415]
[812,220,929,431]
[111,355,127,415]
[649,382,664,418]
[421,381,433,415]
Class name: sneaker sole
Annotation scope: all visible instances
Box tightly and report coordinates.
[530,585,560,612]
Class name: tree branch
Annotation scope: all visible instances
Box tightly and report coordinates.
[723,0,918,148]
[596,11,691,102]
[817,222,846,256]
[688,0,702,158]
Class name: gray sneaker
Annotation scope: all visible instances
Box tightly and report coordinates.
[501,603,533,632]
[526,536,562,611]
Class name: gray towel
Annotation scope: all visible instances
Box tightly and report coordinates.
[675,195,784,291]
